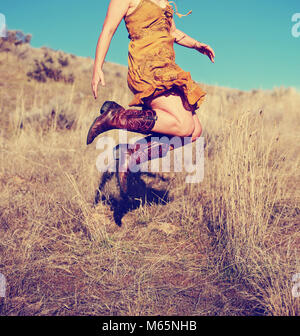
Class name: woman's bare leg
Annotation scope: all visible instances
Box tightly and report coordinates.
[144,93,196,138]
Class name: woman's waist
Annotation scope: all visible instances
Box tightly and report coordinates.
[128,41,175,64]
[128,27,173,42]
[128,42,176,71]
[128,36,175,55]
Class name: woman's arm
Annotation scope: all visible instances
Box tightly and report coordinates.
[92,0,130,99]
[170,18,215,63]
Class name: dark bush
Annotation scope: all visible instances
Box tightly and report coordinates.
[27,57,74,84]
[0,30,32,50]
[58,55,69,67]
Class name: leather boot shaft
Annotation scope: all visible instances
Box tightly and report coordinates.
[116,137,171,194]
[86,101,158,145]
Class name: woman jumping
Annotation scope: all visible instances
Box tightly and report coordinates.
[86,0,215,194]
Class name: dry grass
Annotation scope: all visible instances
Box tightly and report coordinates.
[0,31,299,316]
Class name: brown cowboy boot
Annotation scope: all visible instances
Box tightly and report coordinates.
[86,101,158,145]
[115,137,173,195]
[117,134,191,195]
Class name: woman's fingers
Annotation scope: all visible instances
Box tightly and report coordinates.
[91,70,105,100]
[197,43,215,63]
[208,51,215,63]
[205,46,215,63]
[92,81,98,99]
[208,46,215,58]
[100,72,106,87]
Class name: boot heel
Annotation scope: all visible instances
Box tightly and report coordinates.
[100,101,123,115]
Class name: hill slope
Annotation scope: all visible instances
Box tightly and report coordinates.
[0,31,299,316]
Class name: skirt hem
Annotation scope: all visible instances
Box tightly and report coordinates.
[127,71,207,111]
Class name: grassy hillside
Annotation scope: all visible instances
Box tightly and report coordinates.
[0,31,299,316]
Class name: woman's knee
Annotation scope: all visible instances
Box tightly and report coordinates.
[176,115,195,137]
[192,119,202,141]
[149,94,195,137]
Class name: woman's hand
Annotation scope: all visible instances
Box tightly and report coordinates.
[194,42,215,63]
[91,69,106,100]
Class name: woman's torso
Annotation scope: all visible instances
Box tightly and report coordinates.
[124,0,175,55]
[124,0,179,86]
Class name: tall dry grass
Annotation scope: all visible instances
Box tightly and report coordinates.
[0,33,299,315]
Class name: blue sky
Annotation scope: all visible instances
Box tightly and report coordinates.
[1,0,300,91]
